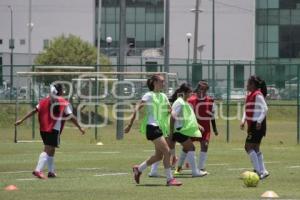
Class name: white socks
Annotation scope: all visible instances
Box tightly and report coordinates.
[198,151,207,170]
[149,161,160,175]
[35,152,48,172]
[177,150,187,168]
[257,152,267,174]
[165,168,173,181]
[248,150,260,173]
[47,156,55,173]
[186,151,199,175]
[138,161,148,172]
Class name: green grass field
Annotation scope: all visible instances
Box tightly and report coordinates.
[0,103,300,200]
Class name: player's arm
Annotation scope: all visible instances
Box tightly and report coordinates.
[211,102,218,135]
[124,100,145,133]
[15,108,38,126]
[69,114,85,135]
[169,111,176,140]
[240,107,246,130]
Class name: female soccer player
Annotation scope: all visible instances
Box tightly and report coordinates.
[240,75,269,179]
[170,83,206,177]
[15,83,85,179]
[187,80,218,174]
[124,74,182,186]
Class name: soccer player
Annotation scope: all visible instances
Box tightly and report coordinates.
[124,74,182,186]
[169,83,206,177]
[188,80,218,174]
[240,75,269,179]
[15,83,85,179]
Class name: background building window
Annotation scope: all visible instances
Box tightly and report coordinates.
[0,39,3,45]
[43,39,50,49]
[20,39,26,45]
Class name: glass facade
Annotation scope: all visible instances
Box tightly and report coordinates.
[256,0,300,88]
[95,0,164,56]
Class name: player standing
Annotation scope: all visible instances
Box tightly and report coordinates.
[15,83,85,179]
[240,76,269,179]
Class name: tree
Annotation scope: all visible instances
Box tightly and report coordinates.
[35,34,110,66]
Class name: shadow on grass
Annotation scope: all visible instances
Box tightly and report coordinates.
[136,184,165,187]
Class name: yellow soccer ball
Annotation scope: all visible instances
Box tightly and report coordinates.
[243,172,260,187]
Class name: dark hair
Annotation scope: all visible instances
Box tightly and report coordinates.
[147,74,162,91]
[170,83,193,103]
[195,80,209,92]
[51,83,63,115]
[248,75,267,97]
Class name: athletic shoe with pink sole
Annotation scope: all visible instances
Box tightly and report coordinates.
[32,171,47,179]
[48,172,57,178]
[132,165,142,184]
[167,178,182,186]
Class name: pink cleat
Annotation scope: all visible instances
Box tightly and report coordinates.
[132,165,142,184]
[32,171,47,179]
[167,178,182,186]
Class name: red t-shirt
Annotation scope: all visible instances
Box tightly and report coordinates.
[188,94,214,134]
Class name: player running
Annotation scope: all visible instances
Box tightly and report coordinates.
[124,74,182,186]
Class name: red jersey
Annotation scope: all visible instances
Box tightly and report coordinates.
[188,94,214,134]
[245,90,262,127]
[37,96,69,133]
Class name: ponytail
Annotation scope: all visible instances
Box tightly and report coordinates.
[50,83,63,115]
[170,83,192,103]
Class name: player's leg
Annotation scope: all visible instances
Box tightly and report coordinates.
[181,138,206,177]
[199,135,210,173]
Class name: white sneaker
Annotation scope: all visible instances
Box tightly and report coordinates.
[192,170,208,177]
[260,171,270,179]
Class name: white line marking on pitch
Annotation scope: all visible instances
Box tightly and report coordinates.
[16,178,37,181]
[232,148,244,151]
[94,172,129,177]
[227,168,252,171]
[287,166,300,169]
[264,161,281,164]
[143,150,155,152]
[78,168,102,171]
[0,170,32,174]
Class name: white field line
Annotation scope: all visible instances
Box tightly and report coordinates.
[231,148,244,151]
[17,140,42,143]
[287,165,300,169]
[143,150,155,152]
[77,168,102,171]
[16,178,37,181]
[264,161,281,164]
[94,172,129,177]
[0,170,32,174]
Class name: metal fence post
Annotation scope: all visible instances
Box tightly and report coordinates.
[226,64,230,143]
[297,65,300,144]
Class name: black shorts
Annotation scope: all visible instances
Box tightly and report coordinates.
[146,125,163,141]
[40,130,61,147]
[246,120,266,144]
[172,128,189,143]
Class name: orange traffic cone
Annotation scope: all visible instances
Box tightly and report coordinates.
[4,185,18,191]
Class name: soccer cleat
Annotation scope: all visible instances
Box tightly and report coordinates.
[200,169,210,175]
[166,178,182,186]
[47,172,57,178]
[260,171,270,180]
[132,165,142,184]
[32,171,47,179]
[192,170,208,177]
[174,167,182,175]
